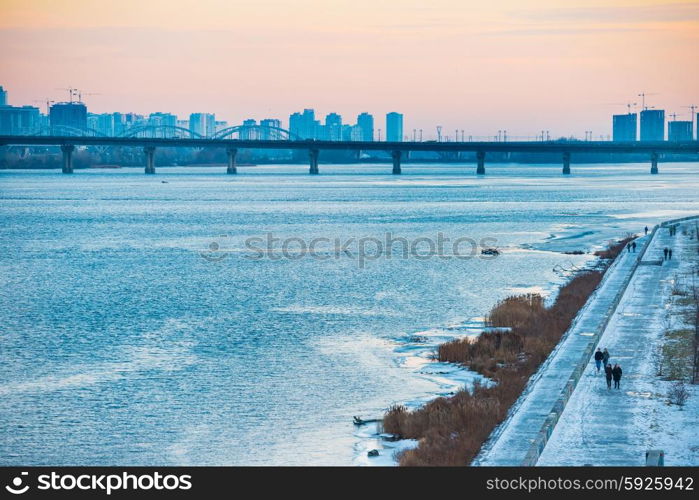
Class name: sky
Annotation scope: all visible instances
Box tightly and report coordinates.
[1,0,698,139]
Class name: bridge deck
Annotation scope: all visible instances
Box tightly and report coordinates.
[1,135,698,154]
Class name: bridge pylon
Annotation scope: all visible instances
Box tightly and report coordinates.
[226,147,238,174]
[562,152,571,175]
[309,149,319,175]
[144,146,156,174]
[392,150,402,174]
[650,152,659,174]
[476,150,486,175]
[61,144,75,174]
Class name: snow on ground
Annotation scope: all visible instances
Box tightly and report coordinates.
[475,234,646,465]
[354,318,489,466]
[538,219,699,465]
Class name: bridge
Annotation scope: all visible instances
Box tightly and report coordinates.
[1,134,697,175]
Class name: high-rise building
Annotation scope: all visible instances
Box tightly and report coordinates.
[325,113,342,141]
[668,121,693,142]
[148,112,177,137]
[0,105,41,134]
[386,112,403,142]
[302,109,317,138]
[289,112,302,138]
[260,118,282,140]
[97,113,115,136]
[189,113,216,137]
[341,124,352,141]
[640,109,665,141]
[176,119,190,134]
[239,119,258,140]
[50,102,88,130]
[0,86,7,106]
[215,121,229,134]
[357,112,374,141]
[350,124,364,141]
[87,113,117,136]
[112,113,125,135]
[612,113,636,142]
[289,109,318,139]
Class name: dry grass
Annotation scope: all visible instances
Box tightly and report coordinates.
[593,236,636,260]
[383,255,613,465]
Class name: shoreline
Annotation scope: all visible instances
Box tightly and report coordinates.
[536,215,699,465]
[359,233,634,465]
[352,236,608,465]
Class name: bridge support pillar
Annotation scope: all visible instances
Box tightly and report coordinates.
[61,145,75,174]
[226,147,238,174]
[476,150,486,175]
[392,150,402,174]
[562,151,571,175]
[309,149,319,174]
[144,146,156,174]
[650,152,659,174]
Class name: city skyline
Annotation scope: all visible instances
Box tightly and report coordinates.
[2,82,697,142]
[1,0,698,137]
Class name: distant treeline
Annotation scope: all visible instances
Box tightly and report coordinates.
[0,147,696,169]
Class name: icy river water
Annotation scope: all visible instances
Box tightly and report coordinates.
[1,162,698,465]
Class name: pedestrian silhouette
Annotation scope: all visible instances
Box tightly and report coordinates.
[668,248,673,260]
[632,241,637,252]
[644,226,648,235]
[663,248,669,260]
[594,348,604,373]
[612,364,623,389]
[602,348,610,367]
[605,363,613,390]
[627,243,631,253]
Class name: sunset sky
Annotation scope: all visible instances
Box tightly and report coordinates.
[1,0,698,139]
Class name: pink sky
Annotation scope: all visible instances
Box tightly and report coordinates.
[1,0,698,139]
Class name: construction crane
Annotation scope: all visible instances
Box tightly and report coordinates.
[76,91,100,103]
[668,112,677,121]
[33,99,55,116]
[684,105,697,120]
[606,102,638,114]
[637,92,658,110]
[55,87,78,103]
[436,125,442,142]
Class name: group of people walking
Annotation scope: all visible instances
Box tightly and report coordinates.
[593,348,623,390]
[626,241,637,253]
[662,223,678,261]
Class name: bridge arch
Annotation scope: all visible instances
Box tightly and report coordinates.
[118,125,203,139]
[30,125,106,137]
[211,125,301,141]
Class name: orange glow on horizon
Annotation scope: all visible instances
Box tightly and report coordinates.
[1,0,697,138]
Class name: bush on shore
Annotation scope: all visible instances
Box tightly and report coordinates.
[384,264,611,466]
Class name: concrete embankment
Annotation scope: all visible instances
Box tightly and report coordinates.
[537,216,699,465]
[475,226,658,466]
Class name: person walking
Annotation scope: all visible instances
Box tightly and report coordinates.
[612,364,623,389]
[605,363,613,390]
[602,348,610,367]
[627,242,632,253]
[594,348,604,374]
[632,241,637,252]
[644,226,648,235]
[663,247,669,260]
[669,248,673,260]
